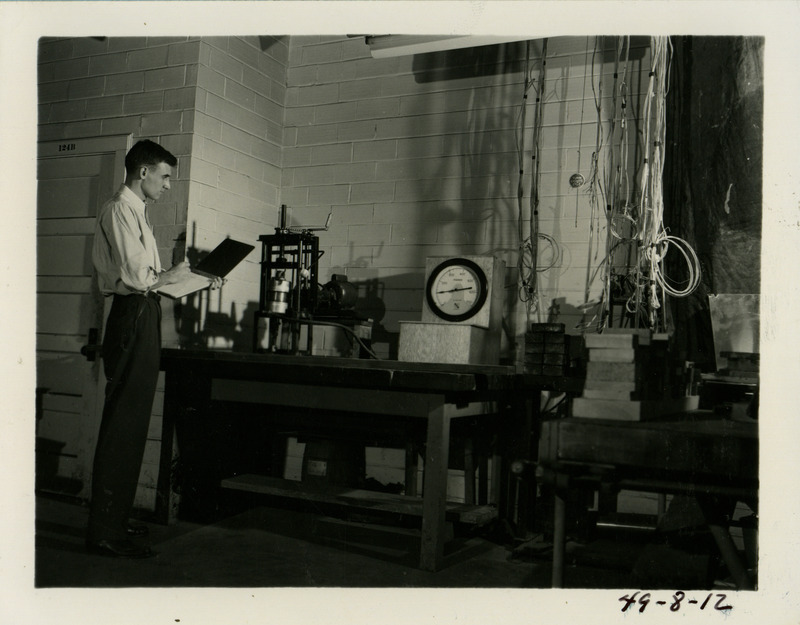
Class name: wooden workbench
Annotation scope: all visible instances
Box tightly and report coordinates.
[537,412,759,589]
[158,349,568,571]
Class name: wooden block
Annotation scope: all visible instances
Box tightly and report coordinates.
[398,322,499,365]
[542,352,566,365]
[524,357,545,369]
[524,363,566,376]
[721,351,759,363]
[721,369,759,379]
[583,379,637,392]
[725,359,759,372]
[543,341,567,354]
[543,333,566,345]
[582,388,633,401]
[530,323,565,333]
[586,361,637,382]
[571,396,699,421]
[585,333,639,349]
[589,348,636,363]
[605,328,651,336]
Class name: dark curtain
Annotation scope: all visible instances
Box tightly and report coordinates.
[663,36,764,369]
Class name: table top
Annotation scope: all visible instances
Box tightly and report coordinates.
[538,412,758,488]
[161,348,585,395]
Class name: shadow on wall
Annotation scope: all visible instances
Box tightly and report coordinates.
[410,38,648,85]
[177,296,262,352]
[173,244,396,356]
[171,241,261,351]
[352,276,392,355]
[407,37,650,322]
[547,296,588,334]
[411,41,527,83]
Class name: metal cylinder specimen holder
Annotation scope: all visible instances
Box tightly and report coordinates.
[267,273,291,314]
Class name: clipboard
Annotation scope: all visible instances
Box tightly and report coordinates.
[156,238,255,299]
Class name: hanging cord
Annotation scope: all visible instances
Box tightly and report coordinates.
[516,41,533,310]
[579,37,607,331]
[629,36,700,330]
[528,38,548,323]
[574,38,590,228]
[603,36,636,329]
[516,39,549,324]
[602,37,621,328]
[627,36,662,327]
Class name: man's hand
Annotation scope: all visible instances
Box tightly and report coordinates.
[160,261,192,285]
[209,276,225,290]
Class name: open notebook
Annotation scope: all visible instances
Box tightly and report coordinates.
[156,238,255,299]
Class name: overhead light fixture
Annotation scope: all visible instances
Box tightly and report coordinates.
[364,35,529,58]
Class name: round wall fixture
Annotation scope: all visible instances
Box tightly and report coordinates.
[569,173,585,188]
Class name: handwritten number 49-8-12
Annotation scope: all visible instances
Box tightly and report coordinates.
[619,591,733,613]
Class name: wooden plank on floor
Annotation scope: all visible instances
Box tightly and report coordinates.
[571,396,700,421]
[221,474,497,526]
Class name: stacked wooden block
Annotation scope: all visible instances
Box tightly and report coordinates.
[572,329,698,421]
[719,351,759,380]
[524,323,569,376]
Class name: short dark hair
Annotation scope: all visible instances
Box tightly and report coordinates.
[125,139,177,175]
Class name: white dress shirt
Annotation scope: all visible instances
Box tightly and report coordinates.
[92,184,162,295]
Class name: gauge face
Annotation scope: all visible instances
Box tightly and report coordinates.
[425,258,489,322]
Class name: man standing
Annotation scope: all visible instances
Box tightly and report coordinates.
[86,140,192,558]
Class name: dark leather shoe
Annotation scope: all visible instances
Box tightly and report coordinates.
[86,539,155,559]
[126,523,149,537]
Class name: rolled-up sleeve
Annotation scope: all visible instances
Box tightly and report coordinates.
[103,203,159,292]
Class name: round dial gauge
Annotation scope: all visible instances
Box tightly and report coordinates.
[425,258,489,322]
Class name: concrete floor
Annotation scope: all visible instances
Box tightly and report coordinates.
[34,492,724,590]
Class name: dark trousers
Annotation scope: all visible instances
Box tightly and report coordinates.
[87,292,161,541]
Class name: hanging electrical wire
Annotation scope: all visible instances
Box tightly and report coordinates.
[573,39,591,228]
[516,41,533,308]
[577,37,608,333]
[515,38,550,324]
[628,36,701,331]
[516,42,532,255]
[528,38,548,323]
[603,36,638,330]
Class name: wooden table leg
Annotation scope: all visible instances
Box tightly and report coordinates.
[696,495,754,590]
[478,454,489,505]
[552,488,566,588]
[419,397,450,572]
[405,440,419,497]
[155,368,178,525]
[463,436,475,505]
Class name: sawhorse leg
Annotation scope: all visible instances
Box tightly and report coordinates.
[696,494,755,590]
[552,485,567,588]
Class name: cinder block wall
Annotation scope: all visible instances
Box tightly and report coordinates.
[179,36,288,351]
[279,35,652,498]
[37,34,652,363]
[281,36,651,361]
[38,36,202,348]
[37,34,655,508]
[281,36,650,499]
[38,37,204,509]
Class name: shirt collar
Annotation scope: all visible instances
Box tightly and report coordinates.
[118,183,146,213]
